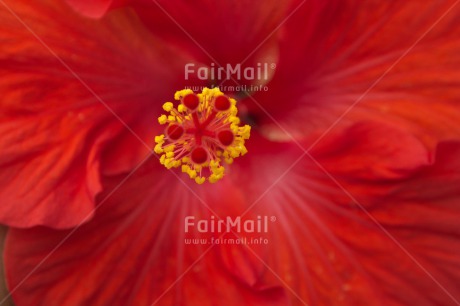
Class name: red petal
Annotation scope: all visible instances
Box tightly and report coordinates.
[0,0,192,227]
[65,0,128,18]
[247,1,460,145]
[231,124,460,305]
[130,0,292,83]
[315,140,460,305]
[5,159,287,305]
[5,124,460,305]
[312,121,431,181]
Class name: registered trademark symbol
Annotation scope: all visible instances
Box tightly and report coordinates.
[270,63,276,70]
[270,216,276,222]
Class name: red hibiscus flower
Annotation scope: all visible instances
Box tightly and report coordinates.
[1,0,460,305]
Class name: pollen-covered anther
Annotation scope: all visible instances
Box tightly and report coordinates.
[154,87,251,184]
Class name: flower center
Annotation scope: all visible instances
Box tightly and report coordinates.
[154,87,251,184]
